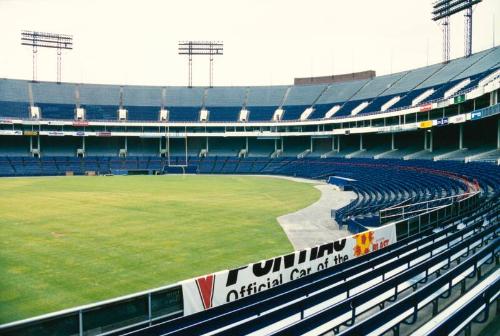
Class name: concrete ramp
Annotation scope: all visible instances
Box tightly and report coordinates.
[278,182,355,250]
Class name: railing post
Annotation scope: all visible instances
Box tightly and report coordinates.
[79,310,83,336]
[148,293,152,326]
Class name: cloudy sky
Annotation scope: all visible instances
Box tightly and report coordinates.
[0,0,498,86]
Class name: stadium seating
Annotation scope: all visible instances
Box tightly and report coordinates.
[120,196,498,335]
[1,46,498,122]
[0,45,499,336]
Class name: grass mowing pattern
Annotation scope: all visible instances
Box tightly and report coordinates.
[0,175,320,323]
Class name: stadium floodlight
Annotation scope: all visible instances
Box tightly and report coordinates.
[178,41,224,88]
[21,30,73,82]
[431,0,482,62]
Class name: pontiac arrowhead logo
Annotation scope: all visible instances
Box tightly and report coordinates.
[195,274,215,310]
[353,231,374,257]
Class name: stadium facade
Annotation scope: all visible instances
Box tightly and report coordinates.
[0,46,498,162]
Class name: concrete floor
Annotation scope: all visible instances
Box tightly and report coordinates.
[276,180,356,250]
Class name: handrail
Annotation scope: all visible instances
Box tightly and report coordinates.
[0,282,182,333]
[381,191,478,214]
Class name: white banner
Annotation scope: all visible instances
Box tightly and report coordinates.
[0,130,22,136]
[181,224,397,315]
[449,114,466,124]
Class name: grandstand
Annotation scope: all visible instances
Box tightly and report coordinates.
[0,43,498,335]
[0,1,500,331]
[0,46,498,124]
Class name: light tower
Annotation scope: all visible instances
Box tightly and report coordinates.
[21,31,73,82]
[178,41,224,88]
[432,0,482,62]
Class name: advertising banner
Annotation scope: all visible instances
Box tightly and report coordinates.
[449,114,466,124]
[182,224,397,316]
[453,94,466,104]
[436,117,448,127]
[0,130,22,136]
[47,131,64,136]
[419,103,432,112]
[97,131,112,137]
[437,100,450,109]
[419,120,433,129]
[379,123,418,133]
[470,111,482,120]
[73,121,89,127]
[23,131,39,136]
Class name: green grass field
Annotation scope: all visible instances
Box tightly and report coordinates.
[0,175,320,324]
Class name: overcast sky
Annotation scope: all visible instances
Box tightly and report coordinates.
[0,0,498,86]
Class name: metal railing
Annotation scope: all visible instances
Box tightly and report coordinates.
[392,191,481,240]
[0,283,182,336]
[379,191,479,225]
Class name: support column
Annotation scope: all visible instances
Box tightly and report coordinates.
[359,134,364,150]
[497,118,500,149]
[310,137,313,152]
[83,136,86,152]
[281,137,284,152]
[490,90,498,106]
[166,134,170,160]
[188,54,193,88]
[459,124,464,150]
[391,133,395,150]
[245,137,248,152]
[338,135,341,152]
[206,137,209,152]
[332,135,336,151]
[274,139,277,151]
[184,134,188,162]
[429,130,433,153]
[125,137,128,151]
[424,131,428,150]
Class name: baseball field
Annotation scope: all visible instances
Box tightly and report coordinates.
[0,175,319,323]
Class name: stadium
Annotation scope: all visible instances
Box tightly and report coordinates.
[0,0,499,335]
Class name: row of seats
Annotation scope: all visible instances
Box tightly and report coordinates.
[1,156,497,188]
[1,145,498,163]
[123,196,499,336]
